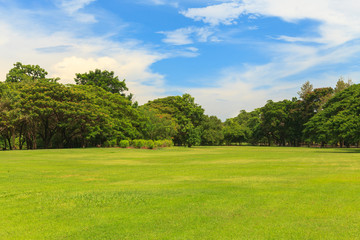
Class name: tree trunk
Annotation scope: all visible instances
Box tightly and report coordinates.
[11,130,16,150]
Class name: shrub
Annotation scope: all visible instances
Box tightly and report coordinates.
[130,139,172,149]
[146,140,155,149]
[119,140,130,148]
[154,139,173,148]
[104,139,117,147]
[163,139,173,147]
[132,139,146,149]
[154,140,163,148]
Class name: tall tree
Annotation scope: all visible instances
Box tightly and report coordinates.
[138,106,177,140]
[74,69,128,95]
[334,77,353,94]
[144,93,205,147]
[304,84,360,147]
[298,81,313,100]
[6,62,50,83]
[200,115,224,145]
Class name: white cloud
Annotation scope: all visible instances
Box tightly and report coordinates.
[187,47,198,52]
[181,0,360,46]
[175,0,360,119]
[186,41,360,120]
[248,25,258,30]
[181,2,245,26]
[57,0,96,14]
[53,54,167,103]
[56,0,97,23]
[159,27,214,45]
[134,0,179,8]
[0,5,168,105]
[159,27,194,45]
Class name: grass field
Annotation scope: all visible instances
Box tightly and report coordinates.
[1,146,360,239]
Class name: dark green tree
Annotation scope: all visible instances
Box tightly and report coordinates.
[5,62,54,83]
[144,93,205,146]
[138,106,177,140]
[74,69,128,95]
[304,84,360,147]
[200,115,224,145]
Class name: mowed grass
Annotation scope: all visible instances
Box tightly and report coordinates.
[1,147,360,239]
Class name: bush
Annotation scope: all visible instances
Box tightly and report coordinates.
[130,139,173,149]
[154,140,163,148]
[146,140,155,149]
[119,140,130,148]
[164,139,173,147]
[104,139,117,147]
[154,139,173,148]
[132,139,146,149]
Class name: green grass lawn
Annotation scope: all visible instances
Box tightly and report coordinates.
[1,146,360,239]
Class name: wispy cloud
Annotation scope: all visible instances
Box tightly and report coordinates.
[55,0,97,23]
[186,41,360,119]
[174,0,360,119]
[181,0,360,46]
[57,0,95,14]
[181,2,245,26]
[134,0,179,8]
[159,27,214,45]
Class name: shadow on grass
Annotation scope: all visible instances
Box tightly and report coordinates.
[317,148,360,154]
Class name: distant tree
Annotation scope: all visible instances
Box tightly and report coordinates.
[298,81,313,100]
[185,125,202,148]
[200,115,224,145]
[74,69,128,95]
[0,82,21,150]
[302,87,334,114]
[144,93,205,147]
[304,84,360,147]
[138,106,177,140]
[223,118,247,145]
[334,77,353,94]
[5,62,52,83]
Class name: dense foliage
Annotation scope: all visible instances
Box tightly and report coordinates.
[0,62,359,149]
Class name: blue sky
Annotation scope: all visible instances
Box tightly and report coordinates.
[1,0,360,119]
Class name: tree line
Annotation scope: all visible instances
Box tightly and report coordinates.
[0,62,358,150]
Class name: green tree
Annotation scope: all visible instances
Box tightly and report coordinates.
[200,115,224,145]
[298,81,313,100]
[5,62,55,83]
[334,77,353,94]
[223,118,247,145]
[304,84,360,147]
[0,83,21,149]
[138,106,177,140]
[74,69,128,95]
[144,93,205,146]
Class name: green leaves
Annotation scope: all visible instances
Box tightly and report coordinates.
[74,69,128,95]
[304,84,360,146]
[144,94,205,147]
[6,62,49,83]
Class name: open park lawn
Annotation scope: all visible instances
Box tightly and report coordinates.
[1,146,360,239]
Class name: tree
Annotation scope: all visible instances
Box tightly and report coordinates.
[184,124,201,147]
[144,93,205,146]
[304,84,360,147]
[6,62,50,83]
[223,118,247,145]
[298,81,313,100]
[0,82,21,150]
[334,77,353,94]
[139,106,177,140]
[200,115,224,145]
[74,69,128,95]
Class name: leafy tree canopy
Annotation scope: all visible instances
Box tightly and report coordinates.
[74,69,128,95]
[5,62,56,83]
